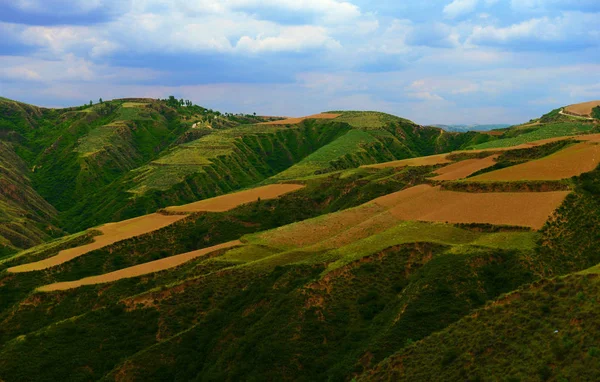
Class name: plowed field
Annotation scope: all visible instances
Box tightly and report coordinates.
[37,240,241,291]
[8,213,186,273]
[432,155,499,180]
[470,142,600,181]
[165,184,305,213]
[564,100,600,117]
[375,185,568,229]
[259,113,340,125]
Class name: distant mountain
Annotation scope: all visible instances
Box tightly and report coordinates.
[433,124,511,132]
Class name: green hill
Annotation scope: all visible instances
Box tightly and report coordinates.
[1,98,600,381]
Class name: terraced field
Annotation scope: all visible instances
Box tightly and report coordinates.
[381,184,568,229]
[164,184,305,213]
[8,184,304,273]
[432,155,499,180]
[564,100,600,117]
[6,213,186,272]
[471,142,600,181]
[259,113,341,125]
[364,153,451,169]
[38,240,241,291]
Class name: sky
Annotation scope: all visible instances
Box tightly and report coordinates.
[0,0,599,125]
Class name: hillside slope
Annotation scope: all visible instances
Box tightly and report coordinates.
[0,141,59,256]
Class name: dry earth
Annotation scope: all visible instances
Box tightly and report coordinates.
[470,142,600,181]
[37,240,241,291]
[164,184,305,213]
[259,113,341,125]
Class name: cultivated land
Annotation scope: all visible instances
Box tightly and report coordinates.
[431,155,499,180]
[471,142,600,181]
[259,113,341,125]
[8,184,305,273]
[6,213,186,273]
[164,184,305,213]
[379,184,569,229]
[564,100,600,117]
[364,153,452,168]
[38,240,241,291]
[1,97,600,381]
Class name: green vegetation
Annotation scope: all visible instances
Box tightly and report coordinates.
[362,274,600,382]
[2,98,600,381]
[471,122,594,149]
[592,106,600,120]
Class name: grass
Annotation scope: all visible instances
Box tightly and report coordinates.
[75,122,127,156]
[272,129,380,180]
[471,122,595,149]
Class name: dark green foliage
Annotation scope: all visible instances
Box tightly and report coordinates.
[592,106,600,120]
[362,275,600,382]
[440,180,571,193]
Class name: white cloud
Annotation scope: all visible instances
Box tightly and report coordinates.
[236,26,340,52]
[443,0,479,19]
[467,12,600,47]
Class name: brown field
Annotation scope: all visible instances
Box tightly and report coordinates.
[259,113,341,125]
[575,133,600,142]
[7,214,187,273]
[475,130,504,136]
[165,184,305,213]
[37,241,241,292]
[564,100,600,117]
[374,185,569,229]
[470,142,600,181]
[364,154,452,169]
[432,155,499,181]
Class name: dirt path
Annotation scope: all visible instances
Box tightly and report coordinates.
[37,241,242,292]
[7,214,187,273]
[164,184,305,213]
[559,109,594,120]
[470,142,600,181]
[431,155,499,181]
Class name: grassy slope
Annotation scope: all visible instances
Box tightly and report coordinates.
[2,101,600,381]
[0,140,60,254]
[471,121,595,149]
[361,163,600,381]
[0,160,587,382]
[361,273,600,382]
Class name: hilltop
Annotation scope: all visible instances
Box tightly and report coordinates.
[0,98,599,381]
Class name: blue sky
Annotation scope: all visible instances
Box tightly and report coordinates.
[0,0,599,124]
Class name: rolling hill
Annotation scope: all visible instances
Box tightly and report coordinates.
[0,98,599,381]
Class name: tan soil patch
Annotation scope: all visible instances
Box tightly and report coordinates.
[364,154,452,169]
[475,130,504,136]
[165,184,305,213]
[375,185,568,230]
[259,113,341,125]
[7,213,186,273]
[470,142,600,181]
[37,240,241,292]
[432,155,500,181]
[564,100,600,117]
[362,136,585,170]
[575,133,600,142]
